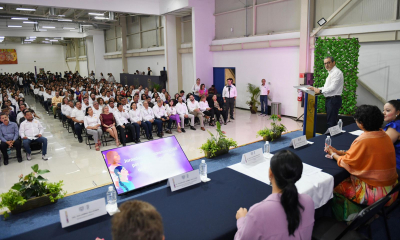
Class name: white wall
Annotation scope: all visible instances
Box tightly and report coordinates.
[0,43,67,73]
[356,41,400,109]
[182,53,194,93]
[213,47,300,117]
[86,36,96,75]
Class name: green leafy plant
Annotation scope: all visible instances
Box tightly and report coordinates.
[314,37,360,115]
[0,164,66,220]
[256,114,287,141]
[152,83,162,92]
[200,122,237,158]
[245,83,261,113]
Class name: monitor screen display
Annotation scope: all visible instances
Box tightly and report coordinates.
[101,136,193,195]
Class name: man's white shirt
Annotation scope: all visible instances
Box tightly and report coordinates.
[319,66,344,97]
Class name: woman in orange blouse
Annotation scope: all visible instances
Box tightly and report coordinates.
[326,105,398,221]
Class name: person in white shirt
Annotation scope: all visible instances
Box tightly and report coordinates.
[108,100,118,114]
[222,78,237,120]
[159,89,167,102]
[16,104,27,124]
[199,95,215,126]
[71,101,86,143]
[121,98,130,112]
[176,96,195,132]
[179,90,186,103]
[19,111,48,161]
[115,103,138,146]
[192,78,201,101]
[166,99,182,133]
[60,97,70,121]
[141,101,155,139]
[18,75,24,89]
[84,107,103,151]
[89,93,97,105]
[260,79,270,116]
[82,97,91,113]
[187,95,205,131]
[91,101,103,117]
[107,73,116,83]
[129,102,146,141]
[308,56,344,128]
[153,100,172,136]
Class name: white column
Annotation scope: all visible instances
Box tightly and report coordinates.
[190,0,215,88]
[120,16,129,73]
[164,15,179,94]
[86,36,96,75]
[92,33,107,79]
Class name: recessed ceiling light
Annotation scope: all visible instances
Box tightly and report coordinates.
[88,13,104,16]
[94,16,108,20]
[42,26,55,28]
[58,15,65,17]
[58,19,72,22]
[49,40,58,42]
[7,25,22,28]
[11,17,28,20]
[0,37,4,39]
[16,8,36,11]
[63,27,75,30]
[23,21,37,24]
[0,7,3,10]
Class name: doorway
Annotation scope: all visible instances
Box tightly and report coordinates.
[213,67,236,95]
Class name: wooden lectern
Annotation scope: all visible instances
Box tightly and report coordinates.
[294,86,320,139]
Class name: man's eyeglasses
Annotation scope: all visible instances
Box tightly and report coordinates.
[324,62,332,65]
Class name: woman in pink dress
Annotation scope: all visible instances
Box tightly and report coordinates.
[199,84,208,98]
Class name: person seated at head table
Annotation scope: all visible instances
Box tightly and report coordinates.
[383,100,400,170]
[234,150,315,240]
[110,200,164,240]
[325,105,398,221]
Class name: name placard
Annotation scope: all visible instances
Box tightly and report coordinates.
[59,198,107,228]
[328,125,342,136]
[241,148,264,165]
[290,135,308,149]
[167,169,201,192]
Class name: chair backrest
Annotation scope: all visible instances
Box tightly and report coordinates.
[336,196,391,240]
[57,103,61,108]
[19,117,25,124]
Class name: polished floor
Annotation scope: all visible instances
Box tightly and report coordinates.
[0,96,302,196]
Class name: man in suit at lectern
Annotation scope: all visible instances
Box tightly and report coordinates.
[308,56,343,129]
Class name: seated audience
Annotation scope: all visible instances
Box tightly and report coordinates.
[16,103,27,124]
[383,100,400,169]
[100,105,120,146]
[153,99,172,136]
[19,111,48,161]
[115,103,138,145]
[208,85,216,95]
[199,95,215,126]
[234,150,314,239]
[211,94,227,125]
[0,114,22,164]
[187,94,205,131]
[51,91,63,119]
[71,101,85,143]
[199,84,208,98]
[92,101,103,116]
[166,99,182,133]
[84,106,103,151]
[111,200,164,240]
[325,105,398,221]
[176,96,195,131]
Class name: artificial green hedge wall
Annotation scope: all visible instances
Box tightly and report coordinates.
[313,37,360,115]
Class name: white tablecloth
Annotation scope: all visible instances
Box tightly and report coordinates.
[228,158,334,209]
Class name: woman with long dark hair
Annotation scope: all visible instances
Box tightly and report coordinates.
[234,150,315,239]
[383,100,400,169]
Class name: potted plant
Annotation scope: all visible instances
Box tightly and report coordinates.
[200,122,237,158]
[256,114,287,141]
[245,83,261,114]
[0,164,67,220]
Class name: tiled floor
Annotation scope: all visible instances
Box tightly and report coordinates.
[0,96,303,196]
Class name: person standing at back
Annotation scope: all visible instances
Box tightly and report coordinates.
[223,78,237,120]
[308,56,344,129]
[192,78,201,101]
[260,79,270,116]
[234,150,315,240]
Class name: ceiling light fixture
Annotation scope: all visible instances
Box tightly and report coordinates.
[58,19,72,22]
[317,18,327,26]
[0,7,3,10]
[42,26,55,28]
[11,17,28,20]
[94,16,108,20]
[7,25,22,28]
[23,21,37,24]
[88,13,104,16]
[49,40,58,42]
[81,24,92,27]
[63,27,75,30]
[58,15,65,17]
[16,8,36,11]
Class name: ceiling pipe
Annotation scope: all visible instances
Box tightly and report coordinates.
[48,7,56,16]
[109,12,115,21]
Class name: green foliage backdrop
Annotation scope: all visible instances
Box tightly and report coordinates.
[313,37,360,115]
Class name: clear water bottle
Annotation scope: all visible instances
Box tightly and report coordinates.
[325,136,331,147]
[264,141,270,156]
[106,186,117,206]
[199,160,207,180]
[338,119,343,131]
